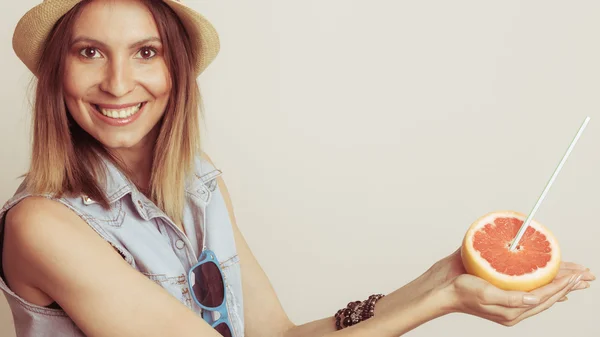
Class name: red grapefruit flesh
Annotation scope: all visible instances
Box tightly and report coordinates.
[461,211,561,291]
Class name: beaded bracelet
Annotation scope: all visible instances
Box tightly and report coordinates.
[334,294,385,330]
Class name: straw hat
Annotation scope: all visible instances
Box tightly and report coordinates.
[12,0,220,77]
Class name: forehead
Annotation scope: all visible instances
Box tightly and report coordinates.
[72,0,160,42]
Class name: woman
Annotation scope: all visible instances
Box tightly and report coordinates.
[0,1,594,336]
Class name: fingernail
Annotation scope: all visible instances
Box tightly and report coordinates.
[523,295,540,305]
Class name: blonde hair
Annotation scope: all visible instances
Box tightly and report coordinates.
[22,0,203,227]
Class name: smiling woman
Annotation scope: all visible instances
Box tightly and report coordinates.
[63,2,171,148]
[0,1,243,336]
[0,1,596,337]
[24,0,202,216]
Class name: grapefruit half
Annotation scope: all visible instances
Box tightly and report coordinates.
[461,211,561,292]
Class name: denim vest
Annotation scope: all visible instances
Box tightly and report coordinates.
[0,155,245,337]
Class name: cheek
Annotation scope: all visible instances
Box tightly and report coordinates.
[142,64,172,98]
[63,63,96,102]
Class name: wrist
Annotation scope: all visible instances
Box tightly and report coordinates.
[431,280,461,315]
[378,285,453,335]
[329,286,454,337]
[375,269,438,316]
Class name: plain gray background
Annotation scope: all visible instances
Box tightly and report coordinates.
[1,1,598,336]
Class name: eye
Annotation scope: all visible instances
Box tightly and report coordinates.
[135,47,157,60]
[80,47,102,59]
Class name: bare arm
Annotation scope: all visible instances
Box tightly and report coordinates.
[213,158,448,337]
[2,196,223,337]
[279,270,439,337]
[218,167,594,337]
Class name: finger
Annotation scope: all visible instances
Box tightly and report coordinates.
[556,268,596,281]
[560,261,588,271]
[511,273,582,323]
[572,280,590,290]
[559,261,596,280]
[478,284,542,309]
[528,273,580,303]
[479,305,524,323]
[563,279,590,298]
[476,276,574,322]
[481,278,575,324]
[484,273,574,308]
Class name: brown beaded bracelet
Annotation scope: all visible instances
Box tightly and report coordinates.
[334,294,385,330]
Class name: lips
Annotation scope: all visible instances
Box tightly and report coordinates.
[93,102,143,110]
[89,101,147,126]
[91,102,146,119]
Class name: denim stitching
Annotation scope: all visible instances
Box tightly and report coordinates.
[206,178,218,192]
[141,273,193,309]
[181,286,194,309]
[94,199,126,227]
[57,198,134,265]
[220,266,240,337]
[14,300,69,317]
[141,272,186,285]
[220,255,239,268]
[106,185,131,203]
[185,190,209,206]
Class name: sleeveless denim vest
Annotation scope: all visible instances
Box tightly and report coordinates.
[0,155,245,337]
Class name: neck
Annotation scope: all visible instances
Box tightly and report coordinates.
[110,126,159,193]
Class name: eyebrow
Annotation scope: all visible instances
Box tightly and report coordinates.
[70,36,162,49]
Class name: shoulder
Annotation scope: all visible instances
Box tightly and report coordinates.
[4,196,103,267]
[3,196,120,281]
[5,196,70,241]
[3,196,97,304]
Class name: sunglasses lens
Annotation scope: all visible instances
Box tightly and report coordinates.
[214,322,233,337]
[191,261,225,308]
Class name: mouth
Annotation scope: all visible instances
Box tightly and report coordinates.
[91,102,147,119]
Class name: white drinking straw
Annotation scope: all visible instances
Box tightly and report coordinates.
[509,116,591,251]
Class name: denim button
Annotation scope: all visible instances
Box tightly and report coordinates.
[175,240,185,249]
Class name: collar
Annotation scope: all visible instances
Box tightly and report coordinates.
[82,156,136,205]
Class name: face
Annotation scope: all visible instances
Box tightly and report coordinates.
[64,0,171,153]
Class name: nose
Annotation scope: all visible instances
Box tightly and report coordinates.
[99,58,135,97]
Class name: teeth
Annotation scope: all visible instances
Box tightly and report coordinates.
[97,103,142,119]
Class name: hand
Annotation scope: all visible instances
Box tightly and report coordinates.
[554,261,595,301]
[433,248,595,327]
[376,247,593,329]
[429,247,594,298]
[445,272,582,326]
[426,247,467,285]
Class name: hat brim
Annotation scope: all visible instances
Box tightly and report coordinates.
[12,0,220,77]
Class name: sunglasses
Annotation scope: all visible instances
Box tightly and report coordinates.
[188,249,233,337]
[187,195,234,337]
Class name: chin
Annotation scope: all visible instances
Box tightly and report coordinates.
[97,132,149,150]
